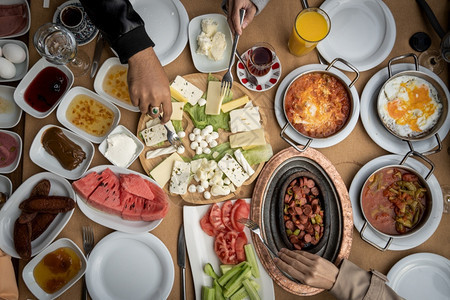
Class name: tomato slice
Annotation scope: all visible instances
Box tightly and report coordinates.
[209,203,226,232]
[235,232,248,262]
[214,231,238,265]
[200,207,216,237]
[230,199,250,232]
[221,200,234,231]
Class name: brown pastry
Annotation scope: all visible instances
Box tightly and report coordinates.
[30,179,51,197]
[31,213,57,241]
[18,196,75,213]
[14,219,32,259]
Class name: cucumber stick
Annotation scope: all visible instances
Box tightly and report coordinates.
[242,279,261,300]
[229,286,249,300]
[244,244,260,278]
[224,266,252,298]
[213,280,225,300]
[218,261,247,286]
[204,263,219,279]
[202,286,215,300]
[220,264,233,275]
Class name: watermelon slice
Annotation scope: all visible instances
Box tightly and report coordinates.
[121,189,145,221]
[119,173,155,200]
[72,171,104,200]
[140,180,169,221]
[88,169,124,216]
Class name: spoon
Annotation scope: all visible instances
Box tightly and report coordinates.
[235,50,259,86]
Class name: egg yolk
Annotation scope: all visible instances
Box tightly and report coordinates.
[387,82,437,132]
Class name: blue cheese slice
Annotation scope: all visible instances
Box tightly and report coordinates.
[170,75,204,105]
[218,154,249,187]
[229,105,262,133]
[169,160,191,195]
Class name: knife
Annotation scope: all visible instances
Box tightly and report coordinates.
[177,224,186,300]
[90,33,104,78]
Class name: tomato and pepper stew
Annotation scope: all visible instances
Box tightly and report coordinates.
[362,167,427,235]
[284,72,351,138]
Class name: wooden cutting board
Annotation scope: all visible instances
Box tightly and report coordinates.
[137,73,274,204]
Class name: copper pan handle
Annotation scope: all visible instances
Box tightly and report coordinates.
[387,53,419,77]
[360,221,393,251]
[326,58,360,88]
[280,122,312,152]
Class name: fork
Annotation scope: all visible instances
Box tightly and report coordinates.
[221,8,246,97]
[159,115,182,149]
[82,226,94,300]
[238,218,278,257]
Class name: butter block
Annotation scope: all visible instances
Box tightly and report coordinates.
[221,95,249,113]
[229,128,266,148]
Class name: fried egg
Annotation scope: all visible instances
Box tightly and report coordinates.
[378,75,442,138]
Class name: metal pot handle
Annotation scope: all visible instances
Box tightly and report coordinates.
[360,221,393,251]
[326,58,360,88]
[387,53,419,77]
[406,133,442,156]
[400,150,435,180]
[280,122,312,152]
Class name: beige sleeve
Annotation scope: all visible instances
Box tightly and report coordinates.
[329,259,404,300]
[0,251,18,300]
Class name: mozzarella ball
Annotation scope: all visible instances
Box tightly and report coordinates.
[195,135,203,143]
[205,125,213,133]
[196,147,203,155]
[188,184,197,193]
[176,145,185,154]
[204,191,211,199]
[203,147,211,154]
[193,128,201,135]
[209,140,218,148]
[201,180,209,189]
[199,140,208,148]
[198,98,207,106]
[2,43,26,64]
[210,131,219,139]
[177,131,186,138]
[0,57,16,79]
[190,141,198,150]
[196,185,205,193]
[189,133,196,141]
[205,135,213,143]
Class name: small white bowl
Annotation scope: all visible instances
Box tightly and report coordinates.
[30,124,95,180]
[13,57,74,119]
[98,124,144,169]
[93,57,140,112]
[0,0,31,39]
[0,39,29,82]
[0,129,22,174]
[56,86,121,144]
[0,85,22,128]
[0,174,13,205]
[22,238,87,300]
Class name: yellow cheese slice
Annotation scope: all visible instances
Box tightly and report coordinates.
[170,86,188,103]
[229,128,266,148]
[170,102,185,121]
[205,81,225,115]
[221,95,249,113]
[149,152,184,187]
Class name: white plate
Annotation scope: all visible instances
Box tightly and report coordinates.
[56,86,121,144]
[274,64,360,148]
[317,0,395,71]
[98,124,144,169]
[0,39,29,82]
[183,199,275,300]
[0,129,22,174]
[348,154,443,251]
[0,174,12,198]
[0,85,22,128]
[387,253,450,300]
[22,238,87,300]
[29,124,94,180]
[131,0,188,66]
[75,165,164,233]
[93,57,139,112]
[86,231,174,300]
[0,0,31,39]
[236,48,282,92]
[0,172,76,258]
[188,14,232,73]
[361,63,450,155]
[14,57,74,119]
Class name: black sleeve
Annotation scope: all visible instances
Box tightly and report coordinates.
[79,0,155,63]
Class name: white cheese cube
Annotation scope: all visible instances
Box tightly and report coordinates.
[169,160,191,195]
[170,102,185,121]
[234,149,255,176]
[170,75,204,105]
[140,124,167,147]
[218,154,250,187]
[229,106,262,133]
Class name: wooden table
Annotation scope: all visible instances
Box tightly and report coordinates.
[10,0,449,299]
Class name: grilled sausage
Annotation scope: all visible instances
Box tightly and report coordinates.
[19,196,75,213]
[30,179,51,197]
[17,212,38,224]
[31,213,57,241]
[14,219,32,259]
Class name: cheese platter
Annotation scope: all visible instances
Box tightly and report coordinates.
[137,73,273,204]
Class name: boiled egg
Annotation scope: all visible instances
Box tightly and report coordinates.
[2,43,26,64]
[378,75,442,137]
[0,57,16,79]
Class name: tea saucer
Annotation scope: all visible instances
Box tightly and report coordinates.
[236,48,282,92]
[53,0,99,46]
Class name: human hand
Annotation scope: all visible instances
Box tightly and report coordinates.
[274,248,339,290]
[226,0,257,35]
[127,47,172,123]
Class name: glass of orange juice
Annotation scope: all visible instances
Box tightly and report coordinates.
[288,8,331,56]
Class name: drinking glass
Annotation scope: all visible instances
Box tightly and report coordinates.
[33,23,90,76]
[288,8,330,56]
[246,42,276,77]
[419,49,445,75]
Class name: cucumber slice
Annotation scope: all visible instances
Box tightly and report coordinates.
[202,286,215,300]
[229,286,249,300]
[220,264,233,275]
[244,244,260,278]
[242,279,261,300]
[204,263,219,279]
